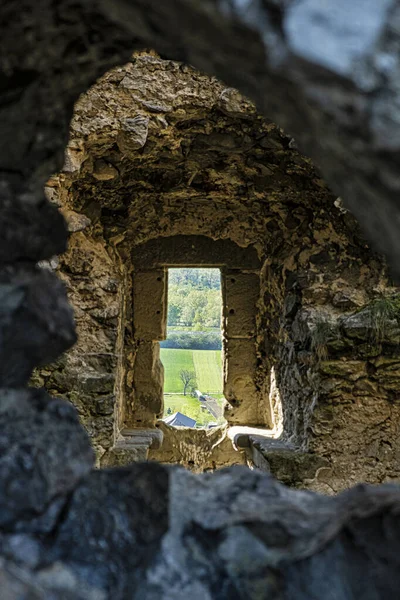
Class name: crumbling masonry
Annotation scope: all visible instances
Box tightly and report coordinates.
[36,55,400,492]
[3,1,400,598]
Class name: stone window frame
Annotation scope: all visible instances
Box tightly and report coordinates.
[115,235,274,455]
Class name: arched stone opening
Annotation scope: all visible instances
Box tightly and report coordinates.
[6,2,400,596]
[129,235,266,426]
[36,54,400,486]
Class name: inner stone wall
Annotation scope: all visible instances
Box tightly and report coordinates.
[34,226,124,462]
[130,235,267,428]
[265,203,400,492]
[36,54,400,488]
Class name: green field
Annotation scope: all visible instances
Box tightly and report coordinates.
[160,348,224,426]
[160,349,195,393]
[163,394,218,426]
[160,348,222,394]
[193,350,222,392]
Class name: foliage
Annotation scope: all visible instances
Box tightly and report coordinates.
[169,268,221,289]
[168,268,222,329]
[367,296,400,344]
[310,321,334,361]
[180,369,197,396]
[160,330,221,350]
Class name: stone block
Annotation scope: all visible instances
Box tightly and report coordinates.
[92,159,119,181]
[102,427,164,466]
[117,115,149,156]
[133,269,167,341]
[133,342,164,426]
[250,440,331,487]
[223,271,259,338]
[0,388,94,532]
[131,235,261,269]
[0,266,76,386]
[118,428,164,449]
[223,338,260,425]
[61,209,91,232]
[101,446,150,466]
[318,360,367,381]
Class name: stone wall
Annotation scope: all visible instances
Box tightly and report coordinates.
[5,1,400,598]
[33,226,123,463]
[257,201,400,492]
[34,54,400,486]
[130,235,268,429]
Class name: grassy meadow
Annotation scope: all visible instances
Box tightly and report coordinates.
[160,348,224,426]
[163,394,218,426]
[160,348,222,394]
[160,269,225,426]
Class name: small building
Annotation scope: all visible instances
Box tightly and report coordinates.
[162,412,196,427]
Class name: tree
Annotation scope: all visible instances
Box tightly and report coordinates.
[180,369,197,396]
[167,301,181,326]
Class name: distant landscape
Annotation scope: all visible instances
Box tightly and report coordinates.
[161,348,222,393]
[161,268,225,427]
[160,268,222,350]
[161,348,224,426]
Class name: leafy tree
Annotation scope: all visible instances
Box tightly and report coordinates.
[167,302,181,326]
[167,286,221,328]
[180,369,197,396]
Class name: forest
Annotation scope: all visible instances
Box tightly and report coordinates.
[161,268,222,350]
[167,268,221,329]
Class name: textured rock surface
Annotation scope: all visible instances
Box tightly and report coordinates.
[225,0,400,279]
[4,0,400,597]
[0,266,76,386]
[37,55,400,489]
[0,560,104,599]
[0,388,93,532]
[47,463,169,597]
[0,464,400,599]
[2,0,400,271]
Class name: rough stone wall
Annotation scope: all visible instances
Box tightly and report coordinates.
[33,225,124,463]
[60,54,292,250]
[258,198,400,492]
[37,55,400,487]
[304,297,400,492]
[5,0,400,598]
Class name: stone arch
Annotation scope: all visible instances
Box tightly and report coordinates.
[129,234,266,429]
[4,3,400,596]
[34,54,400,485]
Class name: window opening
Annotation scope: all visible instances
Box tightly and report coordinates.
[160,268,226,428]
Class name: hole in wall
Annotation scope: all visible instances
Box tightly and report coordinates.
[160,267,226,429]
